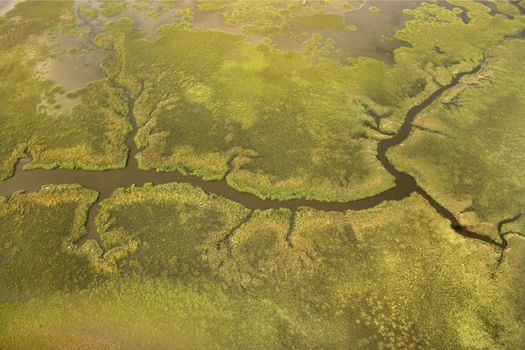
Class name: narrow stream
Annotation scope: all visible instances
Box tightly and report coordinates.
[1,1,518,252]
[0,58,504,250]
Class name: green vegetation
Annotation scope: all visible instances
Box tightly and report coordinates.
[209,1,350,35]
[390,39,525,240]
[192,0,352,43]
[5,0,521,204]
[99,1,127,18]
[0,1,132,179]
[80,6,98,20]
[493,1,521,17]
[371,0,525,130]
[1,1,525,348]
[0,1,73,178]
[87,1,524,202]
[2,185,523,348]
[95,183,250,274]
[368,6,381,14]
[26,79,130,172]
[293,12,346,32]
[495,233,525,342]
[0,185,98,302]
[95,16,438,201]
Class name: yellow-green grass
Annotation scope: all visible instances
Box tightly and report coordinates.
[80,6,98,21]
[0,1,131,179]
[378,1,525,129]
[292,12,346,32]
[96,19,439,201]
[197,1,349,38]
[92,2,524,202]
[99,1,127,18]
[95,183,250,274]
[390,39,525,240]
[2,184,523,348]
[493,1,522,17]
[92,184,525,348]
[0,185,98,302]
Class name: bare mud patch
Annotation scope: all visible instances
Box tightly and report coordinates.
[37,33,105,116]
[0,0,18,16]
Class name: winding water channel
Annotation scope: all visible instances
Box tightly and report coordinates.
[2,1,522,255]
[0,59,509,251]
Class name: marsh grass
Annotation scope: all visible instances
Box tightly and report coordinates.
[391,39,525,237]
[3,186,523,348]
[96,183,249,275]
[80,6,98,21]
[94,2,525,202]
[0,185,98,302]
[99,1,127,18]
[1,3,525,348]
[101,22,417,201]
[0,1,132,179]
[292,12,346,32]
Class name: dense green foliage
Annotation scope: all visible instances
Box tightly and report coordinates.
[0,186,98,302]
[96,18,431,200]
[1,185,524,349]
[1,1,525,348]
[0,1,131,179]
[391,39,525,239]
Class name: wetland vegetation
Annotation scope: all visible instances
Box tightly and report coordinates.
[1,0,524,349]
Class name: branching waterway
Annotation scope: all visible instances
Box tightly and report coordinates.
[1,3,522,257]
[0,58,518,254]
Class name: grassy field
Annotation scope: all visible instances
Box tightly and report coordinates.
[390,38,525,240]
[98,17,428,201]
[0,185,98,302]
[0,1,131,180]
[1,1,525,349]
[91,0,524,202]
[1,185,523,349]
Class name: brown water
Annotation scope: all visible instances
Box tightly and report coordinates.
[192,10,244,34]
[329,0,424,62]
[0,61,503,250]
[0,0,511,251]
[112,2,190,39]
[33,2,107,115]
[40,48,105,93]
[77,0,426,61]
[0,81,409,245]
[37,43,105,114]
